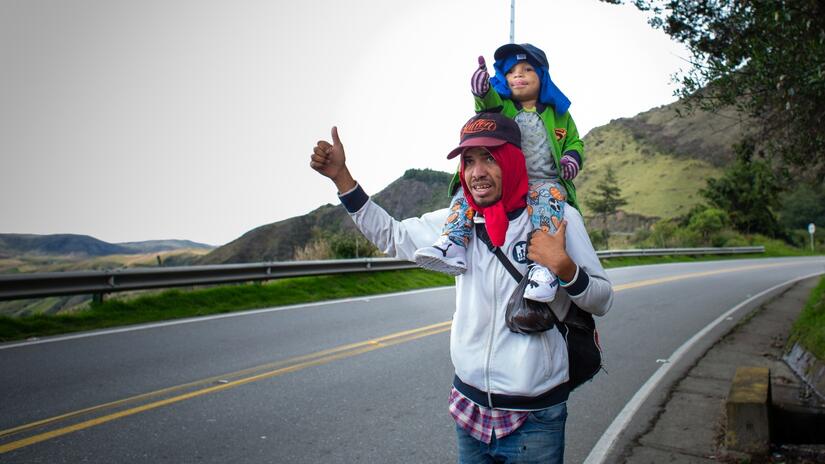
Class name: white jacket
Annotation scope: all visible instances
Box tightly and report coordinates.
[340,184,613,410]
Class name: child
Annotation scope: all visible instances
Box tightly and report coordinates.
[414,43,585,303]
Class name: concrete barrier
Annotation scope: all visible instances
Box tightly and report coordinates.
[725,366,771,454]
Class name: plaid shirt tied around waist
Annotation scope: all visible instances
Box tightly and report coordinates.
[448,387,529,444]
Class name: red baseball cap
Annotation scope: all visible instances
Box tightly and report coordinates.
[446,112,522,159]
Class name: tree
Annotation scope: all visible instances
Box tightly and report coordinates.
[601,0,825,179]
[687,206,730,242]
[585,165,628,247]
[700,139,781,236]
[779,183,825,231]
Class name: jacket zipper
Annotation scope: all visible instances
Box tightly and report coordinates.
[484,247,498,408]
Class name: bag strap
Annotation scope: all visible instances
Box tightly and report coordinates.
[475,222,568,333]
[474,222,523,283]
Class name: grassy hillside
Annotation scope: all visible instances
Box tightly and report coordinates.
[577,124,718,219]
[0,248,211,274]
[0,234,133,257]
[199,169,453,264]
[0,234,213,260]
[613,102,750,166]
[117,239,214,253]
[576,101,752,220]
[0,248,212,316]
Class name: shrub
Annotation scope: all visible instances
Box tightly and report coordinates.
[646,219,679,248]
[687,207,730,241]
[588,229,608,250]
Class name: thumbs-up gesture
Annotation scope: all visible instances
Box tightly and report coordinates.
[527,220,577,283]
[471,56,490,97]
[311,126,355,192]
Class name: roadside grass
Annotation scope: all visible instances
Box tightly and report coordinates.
[788,276,825,359]
[0,269,454,342]
[1,249,822,343]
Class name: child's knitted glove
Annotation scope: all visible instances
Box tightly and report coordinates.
[471,56,490,97]
[560,155,580,180]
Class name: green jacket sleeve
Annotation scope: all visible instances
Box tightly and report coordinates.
[562,113,585,167]
[474,88,504,113]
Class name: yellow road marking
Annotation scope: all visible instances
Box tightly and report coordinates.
[0,322,450,453]
[0,259,805,453]
[612,262,796,291]
[0,320,451,440]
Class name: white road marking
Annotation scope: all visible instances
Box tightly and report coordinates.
[583,270,825,464]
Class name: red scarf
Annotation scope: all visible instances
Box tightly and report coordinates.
[459,143,528,247]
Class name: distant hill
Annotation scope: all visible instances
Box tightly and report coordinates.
[0,234,132,257]
[202,100,753,263]
[0,234,213,258]
[117,239,214,253]
[199,169,454,264]
[575,101,750,220]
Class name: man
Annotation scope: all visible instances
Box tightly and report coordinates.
[310,113,613,463]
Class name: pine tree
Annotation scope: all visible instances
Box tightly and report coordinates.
[585,165,628,248]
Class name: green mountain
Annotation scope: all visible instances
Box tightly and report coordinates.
[0,234,133,257]
[576,102,749,220]
[0,234,213,259]
[117,239,214,253]
[199,169,454,264]
[203,100,751,263]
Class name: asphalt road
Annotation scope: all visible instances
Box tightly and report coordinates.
[1,256,824,463]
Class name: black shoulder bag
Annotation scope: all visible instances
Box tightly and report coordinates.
[475,223,604,390]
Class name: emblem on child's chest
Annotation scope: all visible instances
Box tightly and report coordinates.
[554,128,567,141]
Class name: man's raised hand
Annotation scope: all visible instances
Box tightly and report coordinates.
[310,126,355,192]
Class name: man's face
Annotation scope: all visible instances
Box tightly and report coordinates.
[505,61,540,104]
[462,147,502,207]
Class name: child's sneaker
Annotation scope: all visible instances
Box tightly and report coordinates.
[414,235,467,276]
[523,265,558,302]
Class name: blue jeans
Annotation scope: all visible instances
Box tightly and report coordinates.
[455,402,567,464]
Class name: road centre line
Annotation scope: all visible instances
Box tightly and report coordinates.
[610,261,801,292]
[0,321,452,454]
[0,320,450,440]
[1,259,814,453]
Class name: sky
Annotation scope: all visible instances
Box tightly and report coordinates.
[0,0,689,246]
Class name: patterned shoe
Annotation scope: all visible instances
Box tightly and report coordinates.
[523,265,559,303]
[414,235,467,276]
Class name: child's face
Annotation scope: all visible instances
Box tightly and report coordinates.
[505,61,540,104]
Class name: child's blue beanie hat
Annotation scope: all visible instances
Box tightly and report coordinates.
[489,43,571,115]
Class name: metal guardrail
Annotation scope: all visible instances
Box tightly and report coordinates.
[595,246,765,259]
[0,258,419,301]
[0,246,765,302]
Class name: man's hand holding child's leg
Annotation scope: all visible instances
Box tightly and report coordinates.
[527,220,577,284]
